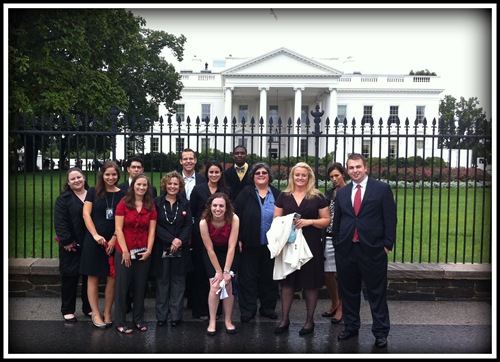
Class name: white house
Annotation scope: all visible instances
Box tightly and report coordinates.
[117,47,456,165]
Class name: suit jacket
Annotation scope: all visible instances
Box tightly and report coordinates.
[180,172,206,200]
[332,177,396,256]
[118,179,158,198]
[224,164,251,201]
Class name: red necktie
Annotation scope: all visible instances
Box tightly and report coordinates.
[353,184,361,242]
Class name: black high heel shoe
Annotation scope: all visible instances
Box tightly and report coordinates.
[299,322,315,336]
[92,315,106,329]
[274,322,290,334]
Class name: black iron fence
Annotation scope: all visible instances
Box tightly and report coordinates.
[8,110,492,264]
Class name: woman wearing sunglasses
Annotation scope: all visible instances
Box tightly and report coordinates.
[233,163,282,323]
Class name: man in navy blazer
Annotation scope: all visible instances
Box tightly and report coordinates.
[332,153,397,349]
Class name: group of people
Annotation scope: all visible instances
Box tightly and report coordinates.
[54,148,397,348]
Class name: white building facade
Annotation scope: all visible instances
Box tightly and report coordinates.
[118,47,455,164]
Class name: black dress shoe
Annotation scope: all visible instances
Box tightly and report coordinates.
[225,326,236,334]
[273,322,290,335]
[240,315,252,322]
[298,323,315,336]
[170,320,181,327]
[375,337,388,348]
[157,320,166,327]
[63,316,78,323]
[206,328,216,336]
[260,311,278,320]
[337,329,359,341]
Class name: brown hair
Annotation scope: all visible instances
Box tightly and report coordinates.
[201,192,234,225]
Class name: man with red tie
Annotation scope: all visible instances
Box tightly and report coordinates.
[331,153,397,349]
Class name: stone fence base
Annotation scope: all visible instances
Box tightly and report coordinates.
[8,258,492,301]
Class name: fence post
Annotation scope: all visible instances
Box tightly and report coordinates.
[311,104,324,186]
[109,106,119,161]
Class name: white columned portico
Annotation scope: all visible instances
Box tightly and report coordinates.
[293,87,304,157]
[224,86,234,121]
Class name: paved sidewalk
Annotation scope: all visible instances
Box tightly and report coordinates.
[6,297,494,357]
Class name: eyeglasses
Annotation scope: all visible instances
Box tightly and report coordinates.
[254,171,268,176]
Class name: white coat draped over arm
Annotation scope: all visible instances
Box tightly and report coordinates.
[266,214,313,280]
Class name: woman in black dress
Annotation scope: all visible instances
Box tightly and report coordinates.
[80,160,125,328]
[273,162,330,336]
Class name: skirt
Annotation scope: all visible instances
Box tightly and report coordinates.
[323,236,336,272]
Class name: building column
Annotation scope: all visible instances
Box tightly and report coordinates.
[328,87,341,162]
[259,86,269,124]
[259,87,269,158]
[328,87,338,122]
[293,87,305,156]
[224,86,234,122]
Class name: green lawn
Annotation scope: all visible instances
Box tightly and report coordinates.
[8,171,492,263]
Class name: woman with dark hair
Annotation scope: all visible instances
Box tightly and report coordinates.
[54,167,91,323]
[322,162,347,324]
[154,171,193,327]
[234,163,281,322]
[114,173,157,334]
[200,192,240,336]
[186,161,231,321]
[80,160,125,329]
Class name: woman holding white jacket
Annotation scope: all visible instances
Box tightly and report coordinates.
[272,162,330,336]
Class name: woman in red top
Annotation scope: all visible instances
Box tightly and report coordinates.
[200,192,239,336]
[114,173,157,334]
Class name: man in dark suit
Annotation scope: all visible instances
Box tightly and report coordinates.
[179,148,206,201]
[223,145,251,201]
[332,153,397,349]
[118,156,158,197]
[179,148,206,312]
[118,156,157,313]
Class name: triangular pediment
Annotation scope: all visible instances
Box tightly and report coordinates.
[222,47,342,77]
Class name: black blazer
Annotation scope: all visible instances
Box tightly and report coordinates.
[150,193,193,276]
[54,191,86,247]
[180,172,206,200]
[234,184,281,248]
[224,165,251,201]
[332,177,397,256]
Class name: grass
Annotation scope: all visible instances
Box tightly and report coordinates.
[8,171,492,263]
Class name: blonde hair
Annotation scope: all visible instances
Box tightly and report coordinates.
[284,162,321,198]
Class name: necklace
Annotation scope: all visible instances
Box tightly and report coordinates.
[164,200,179,225]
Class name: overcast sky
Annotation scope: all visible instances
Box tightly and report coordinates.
[130,5,494,119]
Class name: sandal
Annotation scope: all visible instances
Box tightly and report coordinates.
[135,323,148,332]
[116,326,133,334]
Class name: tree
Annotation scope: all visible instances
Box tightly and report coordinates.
[438,95,492,165]
[8,9,186,170]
